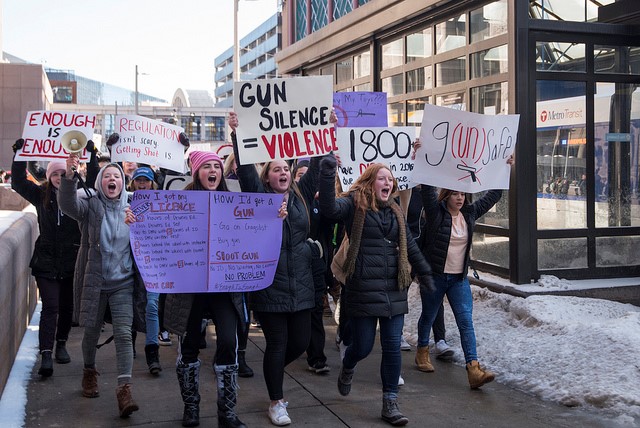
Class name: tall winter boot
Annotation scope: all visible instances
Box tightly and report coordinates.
[415,346,434,372]
[214,364,246,428]
[237,350,254,378]
[116,383,139,418]
[176,360,201,427]
[145,344,162,375]
[54,340,71,364]
[38,351,53,377]
[466,360,495,389]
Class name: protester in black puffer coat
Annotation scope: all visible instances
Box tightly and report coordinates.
[11,140,80,378]
[318,154,434,426]
[229,112,323,426]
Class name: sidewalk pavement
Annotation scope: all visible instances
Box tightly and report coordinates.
[25,318,613,428]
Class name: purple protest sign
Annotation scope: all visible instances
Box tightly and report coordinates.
[333,92,388,128]
[129,190,284,293]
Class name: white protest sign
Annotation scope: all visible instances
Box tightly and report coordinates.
[111,115,186,173]
[15,110,95,162]
[163,174,193,190]
[234,76,337,165]
[413,104,519,192]
[336,127,417,191]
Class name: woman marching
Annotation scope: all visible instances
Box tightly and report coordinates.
[318,154,434,426]
[10,139,82,377]
[58,155,146,418]
[414,139,514,389]
[230,112,322,426]
[131,151,248,428]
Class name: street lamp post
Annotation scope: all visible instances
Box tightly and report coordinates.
[233,0,260,83]
[135,65,149,115]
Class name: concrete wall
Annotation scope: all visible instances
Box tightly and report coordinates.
[0,198,38,396]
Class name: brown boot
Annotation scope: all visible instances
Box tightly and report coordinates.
[82,367,100,398]
[466,360,495,389]
[116,383,139,418]
[415,346,434,372]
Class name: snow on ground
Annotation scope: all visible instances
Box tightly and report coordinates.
[403,283,640,426]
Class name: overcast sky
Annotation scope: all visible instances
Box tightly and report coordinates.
[2,0,279,101]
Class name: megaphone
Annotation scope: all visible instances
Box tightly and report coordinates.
[60,130,88,153]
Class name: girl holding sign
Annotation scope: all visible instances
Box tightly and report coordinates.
[58,157,146,419]
[11,140,81,378]
[160,151,247,428]
[317,154,434,427]
[414,140,514,389]
[230,112,323,426]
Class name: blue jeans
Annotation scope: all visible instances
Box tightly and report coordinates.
[145,292,159,346]
[342,314,404,395]
[417,273,477,363]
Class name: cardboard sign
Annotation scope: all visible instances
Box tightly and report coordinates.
[336,127,417,191]
[333,92,388,128]
[111,115,186,173]
[234,76,337,165]
[129,190,283,293]
[15,110,94,162]
[413,105,519,192]
[162,175,192,190]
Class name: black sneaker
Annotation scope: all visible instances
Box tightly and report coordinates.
[38,351,53,377]
[337,366,354,396]
[308,362,330,374]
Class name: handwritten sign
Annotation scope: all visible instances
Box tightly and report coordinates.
[15,110,94,162]
[234,76,337,165]
[111,115,185,173]
[333,92,388,128]
[336,127,417,191]
[413,104,519,192]
[162,174,193,190]
[129,190,283,293]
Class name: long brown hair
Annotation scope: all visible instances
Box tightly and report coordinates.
[437,188,468,206]
[260,159,309,226]
[347,163,398,212]
[43,181,55,210]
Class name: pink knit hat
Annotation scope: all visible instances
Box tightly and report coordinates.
[46,160,67,181]
[189,151,223,175]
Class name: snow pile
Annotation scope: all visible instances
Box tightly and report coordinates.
[404,285,640,425]
[537,274,572,290]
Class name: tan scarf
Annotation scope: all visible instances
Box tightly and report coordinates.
[343,200,412,290]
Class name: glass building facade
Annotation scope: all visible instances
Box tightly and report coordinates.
[277,0,640,283]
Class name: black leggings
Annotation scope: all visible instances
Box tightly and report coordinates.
[179,293,238,365]
[37,276,73,352]
[257,310,311,400]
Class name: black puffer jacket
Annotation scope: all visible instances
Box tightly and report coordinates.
[233,133,320,313]
[318,169,432,318]
[420,186,502,274]
[11,160,80,279]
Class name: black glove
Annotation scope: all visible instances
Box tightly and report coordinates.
[179,132,190,149]
[86,139,96,153]
[418,273,436,294]
[12,138,24,153]
[320,154,337,173]
[106,133,120,147]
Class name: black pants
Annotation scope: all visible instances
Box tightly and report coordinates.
[257,309,311,400]
[37,276,73,352]
[179,293,238,365]
[306,256,328,366]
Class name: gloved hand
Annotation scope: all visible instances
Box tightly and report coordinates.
[320,154,337,174]
[86,139,97,153]
[106,133,120,147]
[418,273,436,294]
[179,132,190,152]
[12,138,24,153]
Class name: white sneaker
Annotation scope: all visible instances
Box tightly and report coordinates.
[400,336,411,351]
[268,400,291,426]
[398,374,405,386]
[435,340,454,359]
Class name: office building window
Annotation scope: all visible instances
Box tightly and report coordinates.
[382,38,404,69]
[337,57,353,83]
[471,45,508,78]
[407,97,429,126]
[435,14,466,54]
[354,51,371,79]
[382,74,403,96]
[436,57,466,86]
[470,0,508,43]
[406,66,432,92]
[407,28,432,61]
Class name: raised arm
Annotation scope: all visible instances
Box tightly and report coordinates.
[57,155,90,221]
[318,154,352,222]
[11,141,43,207]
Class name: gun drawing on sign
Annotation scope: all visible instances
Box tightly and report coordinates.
[457,163,479,183]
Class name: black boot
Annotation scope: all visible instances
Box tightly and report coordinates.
[54,340,71,364]
[176,361,200,427]
[144,344,162,375]
[237,350,253,378]
[215,364,246,428]
[38,351,53,377]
